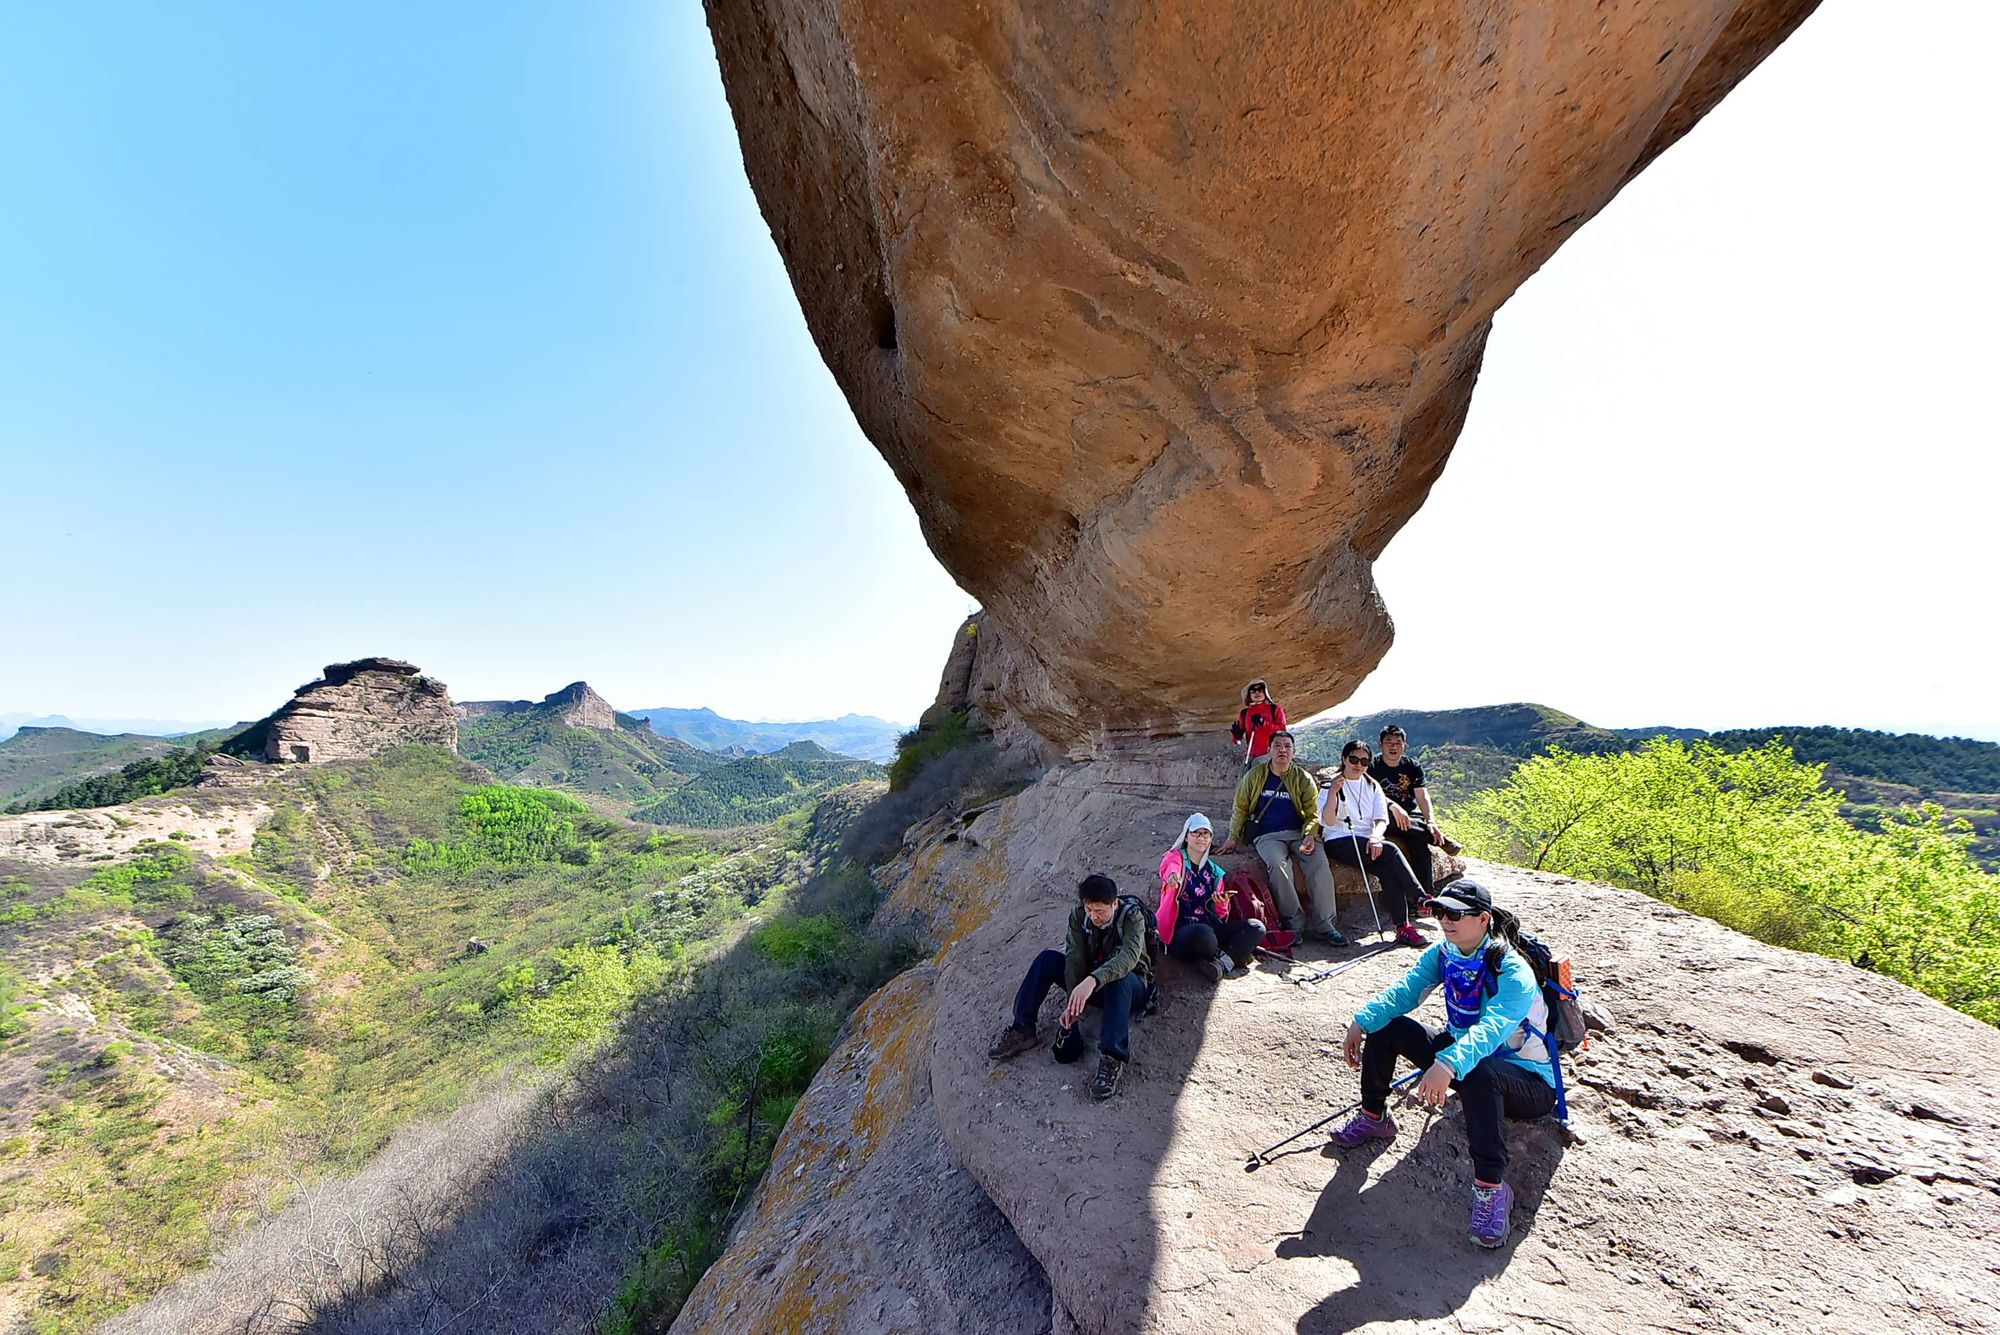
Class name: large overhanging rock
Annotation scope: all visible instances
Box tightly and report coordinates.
[706,0,1818,752]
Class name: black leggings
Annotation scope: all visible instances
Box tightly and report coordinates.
[1383,823,1436,903]
[1323,835,1422,927]
[1169,919,1265,966]
[1360,1016,1556,1183]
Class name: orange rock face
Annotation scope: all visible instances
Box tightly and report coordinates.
[706,0,1817,752]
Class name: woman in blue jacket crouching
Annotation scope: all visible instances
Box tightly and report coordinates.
[1332,878,1557,1249]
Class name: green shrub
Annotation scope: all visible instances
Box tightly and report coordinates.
[80,841,196,907]
[0,966,27,1040]
[755,913,849,969]
[405,785,594,873]
[519,943,669,1059]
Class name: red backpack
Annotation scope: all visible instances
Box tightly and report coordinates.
[1224,864,1295,954]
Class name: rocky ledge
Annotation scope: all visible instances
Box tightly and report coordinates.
[674,751,2000,1334]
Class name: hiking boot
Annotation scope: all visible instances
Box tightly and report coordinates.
[1196,956,1224,983]
[1307,926,1349,948]
[1469,1181,1515,1248]
[988,1024,1038,1061]
[1395,922,1427,949]
[1090,1054,1126,1100]
[1331,1108,1397,1148]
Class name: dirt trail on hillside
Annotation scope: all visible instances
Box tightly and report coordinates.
[675,755,2000,1335]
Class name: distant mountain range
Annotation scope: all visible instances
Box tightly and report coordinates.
[0,713,236,743]
[625,707,904,763]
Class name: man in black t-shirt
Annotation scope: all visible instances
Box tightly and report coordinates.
[1368,724,1443,907]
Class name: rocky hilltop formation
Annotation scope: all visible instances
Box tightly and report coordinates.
[263,658,457,764]
[705,0,1819,752]
[459,680,618,732]
[674,748,2000,1334]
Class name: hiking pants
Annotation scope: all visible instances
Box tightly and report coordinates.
[1358,1016,1557,1184]
[1324,835,1421,928]
[1169,918,1265,968]
[1383,822,1436,904]
[1254,829,1337,935]
[1012,949,1146,1063]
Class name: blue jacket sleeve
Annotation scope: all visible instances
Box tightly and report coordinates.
[1353,946,1443,1032]
[1436,949,1537,1078]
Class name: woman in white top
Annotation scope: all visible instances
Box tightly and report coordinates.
[1318,739,1428,948]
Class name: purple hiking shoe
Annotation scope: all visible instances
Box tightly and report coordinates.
[1469,1181,1515,1248]
[1330,1109,1397,1149]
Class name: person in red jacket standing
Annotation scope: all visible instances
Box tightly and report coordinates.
[1230,679,1287,767]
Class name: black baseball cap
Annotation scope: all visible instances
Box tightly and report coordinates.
[1425,879,1495,916]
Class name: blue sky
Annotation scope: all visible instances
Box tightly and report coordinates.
[1,3,970,725]
[3,6,1995,740]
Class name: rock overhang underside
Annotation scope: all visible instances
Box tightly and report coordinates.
[704,0,1822,753]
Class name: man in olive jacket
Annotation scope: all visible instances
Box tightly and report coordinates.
[1219,731,1347,946]
[988,873,1153,1100]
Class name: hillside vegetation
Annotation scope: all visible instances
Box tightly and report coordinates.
[0,728,189,810]
[7,743,213,814]
[0,746,821,1331]
[631,741,884,828]
[457,707,727,811]
[1453,738,2000,1024]
[113,718,1022,1333]
[1299,704,2000,867]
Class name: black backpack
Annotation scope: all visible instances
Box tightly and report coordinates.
[1116,894,1165,977]
[1495,932,1588,1052]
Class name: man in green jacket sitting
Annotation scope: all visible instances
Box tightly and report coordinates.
[988,873,1153,1100]
[1219,731,1347,946]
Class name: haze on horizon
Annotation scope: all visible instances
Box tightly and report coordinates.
[2,5,1994,743]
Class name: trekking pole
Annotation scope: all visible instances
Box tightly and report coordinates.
[1244,1070,1421,1172]
[1289,942,1398,987]
[1338,834,1384,940]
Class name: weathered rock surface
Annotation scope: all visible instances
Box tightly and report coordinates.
[675,753,2000,1335]
[706,0,1820,751]
[680,966,1053,1334]
[459,681,618,732]
[0,797,269,864]
[264,658,457,764]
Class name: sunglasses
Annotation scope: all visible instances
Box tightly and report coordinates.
[1343,753,1370,764]
[1430,904,1479,922]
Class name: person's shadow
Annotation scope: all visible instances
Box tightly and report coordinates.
[1273,1101,1570,1331]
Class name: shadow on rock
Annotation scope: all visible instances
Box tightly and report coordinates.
[1276,1103,1569,1332]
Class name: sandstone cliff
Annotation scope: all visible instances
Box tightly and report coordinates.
[673,752,2000,1334]
[263,658,457,764]
[705,0,1820,752]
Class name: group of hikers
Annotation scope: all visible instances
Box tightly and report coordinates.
[986,681,1560,1249]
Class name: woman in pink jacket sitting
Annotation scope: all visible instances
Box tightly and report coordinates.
[1158,813,1266,982]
